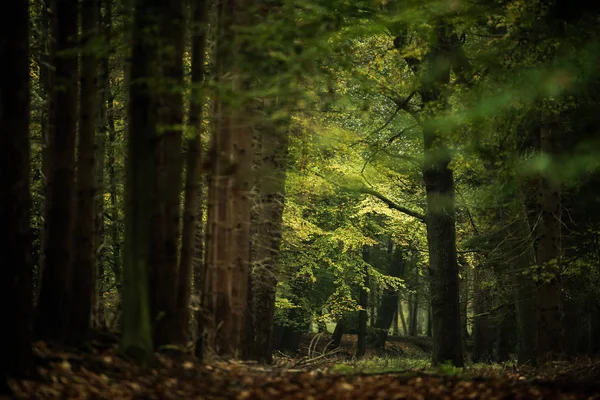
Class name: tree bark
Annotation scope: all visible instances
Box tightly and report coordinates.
[70,0,99,345]
[252,112,290,363]
[536,119,564,360]
[178,0,208,350]
[357,246,369,358]
[148,0,186,349]
[0,0,34,381]
[372,244,405,349]
[121,0,161,363]
[419,25,463,367]
[36,0,79,344]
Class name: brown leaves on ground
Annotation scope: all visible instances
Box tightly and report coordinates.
[9,342,600,399]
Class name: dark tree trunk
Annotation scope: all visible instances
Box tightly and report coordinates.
[149,0,186,349]
[419,26,463,367]
[70,0,99,345]
[471,264,492,363]
[93,0,112,331]
[372,244,405,349]
[36,0,79,344]
[121,0,161,363]
[0,0,34,383]
[331,320,345,349]
[536,119,564,361]
[357,246,369,358]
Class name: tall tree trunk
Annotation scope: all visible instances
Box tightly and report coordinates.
[37,0,53,301]
[252,112,290,363]
[178,0,208,350]
[372,244,405,349]
[420,25,463,367]
[70,0,99,345]
[357,246,369,358]
[149,0,186,349]
[202,0,236,357]
[536,119,564,360]
[0,0,34,382]
[36,0,79,344]
[107,84,121,292]
[121,0,161,363]
[94,0,112,331]
[392,308,399,336]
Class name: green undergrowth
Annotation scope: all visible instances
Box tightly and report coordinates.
[332,355,515,378]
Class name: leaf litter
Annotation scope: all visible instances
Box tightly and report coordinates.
[9,341,600,399]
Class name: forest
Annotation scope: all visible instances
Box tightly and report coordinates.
[2,0,600,398]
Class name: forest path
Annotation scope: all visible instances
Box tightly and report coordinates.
[9,341,600,399]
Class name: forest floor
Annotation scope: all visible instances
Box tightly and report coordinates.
[8,333,600,399]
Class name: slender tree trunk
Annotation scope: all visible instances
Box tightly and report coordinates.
[458,256,469,355]
[70,0,99,345]
[392,308,399,336]
[37,0,53,301]
[536,119,564,360]
[357,246,369,358]
[372,244,404,349]
[121,0,161,363]
[398,300,408,336]
[0,0,34,381]
[107,85,121,291]
[36,0,79,344]
[94,0,112,330]
[178,0,208,349]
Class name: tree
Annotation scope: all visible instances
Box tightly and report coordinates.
[70,0,99,345]
[0,0,34,384]
[121,0,161,363]
[36,0,79,344]
[178,0,208,351]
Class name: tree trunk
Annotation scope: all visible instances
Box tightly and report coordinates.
[398,300,408,335]
[121,0,161,363]
[252,112,290,363]
[372,244,405,349]
[357,246,369,358]
[536,119,564,360]
[148,0,186,349]
[331,320,345,349]
[93,0,112,331]
[36,0,79,344]
[419,25,463,367]
[392,309,399,336]
[70,0,98,345]
[471,264,492,363]
[458,256,469,355]
[178,0,208,350]
[202,0,237,357]
[0,0,34,381]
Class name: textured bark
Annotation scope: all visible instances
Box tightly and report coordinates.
[70,0,99,345]
[372,244,405,349]
[149,0,186,349]
[252,115,289,363]
[93,0,112,330]
[536,121,564,360]
[202,0,236,357]
[178,0,208,349]
[0,0,34,379]
[121,0,161,363]
[36,0,79,344]
[357,246,369,359]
